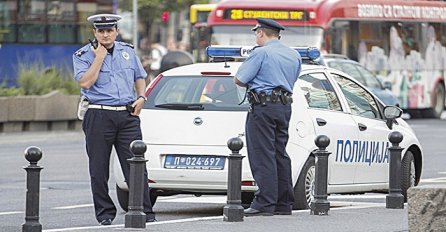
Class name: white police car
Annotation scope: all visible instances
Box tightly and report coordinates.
[113,46,423,211]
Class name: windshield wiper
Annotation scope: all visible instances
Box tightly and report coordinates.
[155,103,204,110]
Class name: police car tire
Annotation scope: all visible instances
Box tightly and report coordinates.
[116,184,158,211]
[401,151,416,201]
[241,192,254,207]
[293,156,315,210]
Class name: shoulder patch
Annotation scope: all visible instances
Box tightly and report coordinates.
[120,41,134,49]
[75,49,87,57]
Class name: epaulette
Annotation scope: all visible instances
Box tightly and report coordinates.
[119,41,134,49]
[75,49,87,57]
[252,45,260,51]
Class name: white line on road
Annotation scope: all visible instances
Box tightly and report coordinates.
[43,215,223,232]
[0,211,23,216]
[42,204,390,232]
[52,204,93,210]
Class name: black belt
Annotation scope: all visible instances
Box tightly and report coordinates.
[249,95,293,105]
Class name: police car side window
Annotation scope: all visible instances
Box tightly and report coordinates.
[331,73,380,119]
[297,73,342,111]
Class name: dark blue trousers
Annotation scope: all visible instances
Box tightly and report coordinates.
[83,109,155,222]
[245,103,294,213]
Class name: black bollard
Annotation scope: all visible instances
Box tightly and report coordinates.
[311,135,331,216]
[125,140,148,228]
[223,137,245,222]
[22,146,43,232]
[386,131,404,209]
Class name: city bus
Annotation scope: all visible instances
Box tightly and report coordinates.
[0,0,114,87]
[189,3,215,63]
[207,0,446,118]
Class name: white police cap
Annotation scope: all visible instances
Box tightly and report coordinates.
[87,14,122,29]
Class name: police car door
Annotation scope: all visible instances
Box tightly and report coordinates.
[331,73,390,184]
[296,70,358,185]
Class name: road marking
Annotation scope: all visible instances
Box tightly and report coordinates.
[43,204,390,231]
[52,204,93,210]
[158,195,227,203]
[0,211,22,216]
[43,215,223,231]
[420,177,446,183]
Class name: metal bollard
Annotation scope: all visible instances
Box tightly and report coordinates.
[22,146,43,232]
[386,131,404,209]
[125,140,148,228]
[223,137,245,222]
[311,135,331,216]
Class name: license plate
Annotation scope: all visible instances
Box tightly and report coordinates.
[164,155,226,170]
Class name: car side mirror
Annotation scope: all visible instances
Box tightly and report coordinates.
[382,81,392,90]
[376,75,392,90]
[383,105,402,129]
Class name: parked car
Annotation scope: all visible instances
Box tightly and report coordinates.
[112,46,422,211]
[320,54,400,107]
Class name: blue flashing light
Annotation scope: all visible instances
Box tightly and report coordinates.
[206,46,320,60]
[292,47,321,60]
[206,46,246,58]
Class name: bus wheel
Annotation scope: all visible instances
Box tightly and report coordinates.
[401,151,416,201]
[422,83,445,118]
[293,156,315,210]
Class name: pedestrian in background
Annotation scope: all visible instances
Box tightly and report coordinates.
[72,13,156,226]
[234,18,302,216]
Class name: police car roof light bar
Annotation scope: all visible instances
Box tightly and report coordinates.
[206,46,320,61]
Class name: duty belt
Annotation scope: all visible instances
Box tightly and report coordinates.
[88,104,127,111]
[247,88,293,105]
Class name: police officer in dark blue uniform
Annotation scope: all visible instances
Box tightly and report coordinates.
[234,18,302,216]
[72,14,155,225]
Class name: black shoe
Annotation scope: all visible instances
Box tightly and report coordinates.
[146,218,157,223]
[274,211,292,215]
[99,219,112,226]
[243,208,273,217]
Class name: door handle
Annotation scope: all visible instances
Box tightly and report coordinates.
[358,123,367,131]
[316,118,327,126]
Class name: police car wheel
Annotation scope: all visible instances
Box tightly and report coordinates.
[401,151,416,201]
[293,156,315,210]
[241,192,254,207]
[116,184,158,211]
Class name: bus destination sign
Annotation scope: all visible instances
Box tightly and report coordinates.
[224,9,308,21]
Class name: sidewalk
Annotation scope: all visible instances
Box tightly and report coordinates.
[44,204,409,232]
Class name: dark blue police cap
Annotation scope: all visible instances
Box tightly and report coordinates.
[251,18,285,32]
[87,14,122,29]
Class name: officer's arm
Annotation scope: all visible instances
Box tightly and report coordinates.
[78,46,107,89]
[132,78,147,116]
[234,77,247,87]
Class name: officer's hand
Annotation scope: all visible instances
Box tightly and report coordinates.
[131,98,145,116]
[91,44,107,60]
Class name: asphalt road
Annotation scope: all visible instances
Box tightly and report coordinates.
[0,118,445,231]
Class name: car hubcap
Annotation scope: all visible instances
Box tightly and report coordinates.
[305,166,316,206]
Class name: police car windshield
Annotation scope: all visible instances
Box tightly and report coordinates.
[144,76,249,111]
[210,25,323,47]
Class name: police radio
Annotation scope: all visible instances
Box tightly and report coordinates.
[88,38,98,49]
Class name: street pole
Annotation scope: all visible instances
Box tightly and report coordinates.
[133,0,138,55]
